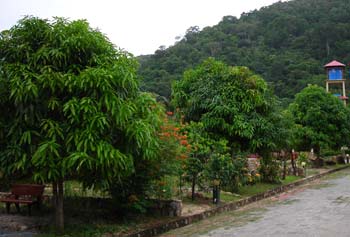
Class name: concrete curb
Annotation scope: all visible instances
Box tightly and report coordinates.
[124,165,349,237]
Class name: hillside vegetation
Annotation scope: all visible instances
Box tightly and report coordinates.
[138,0,350,100]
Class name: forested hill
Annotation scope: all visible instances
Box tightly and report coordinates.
[138,0,350,100]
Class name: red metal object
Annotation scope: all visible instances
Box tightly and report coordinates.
[248,154,260,159]
[291,152,298,160]
[324,60,346,68]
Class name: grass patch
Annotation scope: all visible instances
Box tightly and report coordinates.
[239,183,280,197]
[199,176,302,203]
[238,175,300,198]
[220,192,242,202]
[281,175,301,184]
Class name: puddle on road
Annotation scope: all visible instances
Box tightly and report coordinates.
[309,182,334,190]
[226,209,265,228]
[276,199,299,206]
[333,196,350,205]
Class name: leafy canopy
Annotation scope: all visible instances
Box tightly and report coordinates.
[0,17,163,188]
[172,58,279,153]
[287,85,350,154]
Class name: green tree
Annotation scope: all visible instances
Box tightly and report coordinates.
[287,85,350,157]
[172,58,279,154]
[204,139,247,202]
[0,17,163,231]
[183,122,211,201]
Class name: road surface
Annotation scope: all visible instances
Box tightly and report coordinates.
[162,169,350,237]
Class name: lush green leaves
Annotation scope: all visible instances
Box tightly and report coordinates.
[287,85,350,154]
[173,58,279,153]
[0,17,163,189]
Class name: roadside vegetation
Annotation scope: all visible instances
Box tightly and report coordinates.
[1,7,350,236]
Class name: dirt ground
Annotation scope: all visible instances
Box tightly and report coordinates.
[0,214,50,236]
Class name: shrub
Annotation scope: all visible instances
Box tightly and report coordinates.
[259,157,281,183]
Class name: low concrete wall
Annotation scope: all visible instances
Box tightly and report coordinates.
[148,199,182,217]
[124,166,349,237]
[61,197,182,217]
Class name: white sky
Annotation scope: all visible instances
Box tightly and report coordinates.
[0,0,282,56]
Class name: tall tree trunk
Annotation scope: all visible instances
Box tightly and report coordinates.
[291,151,297,176]
[179,174,182,196]
[52,182,58,206]
[191,176,196,201]
[212,185,220,204]
[282,157,287,180]
[314,146,321,159]
[53,180,64,232]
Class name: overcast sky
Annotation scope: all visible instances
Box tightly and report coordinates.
[1,0,282,56]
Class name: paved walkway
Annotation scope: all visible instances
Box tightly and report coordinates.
[162,169,350,237]
[0,231,34,237]
[0,213,50,237]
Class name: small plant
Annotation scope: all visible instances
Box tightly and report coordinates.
[246,171,261,185]
[297,152,310,168]
[204,142,249,195]
[259,157,281,183]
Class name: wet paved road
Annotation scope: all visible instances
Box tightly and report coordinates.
[162,169,350,237]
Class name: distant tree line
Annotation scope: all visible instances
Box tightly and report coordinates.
[138,0,350,101]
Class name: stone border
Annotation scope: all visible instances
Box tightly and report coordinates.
[124,165,349,237]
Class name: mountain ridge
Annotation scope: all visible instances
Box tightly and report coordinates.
[138,0,350,100]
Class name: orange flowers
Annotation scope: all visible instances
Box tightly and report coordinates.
[161,132,171,137]
[159,111,191,161]
[180,140,188,146]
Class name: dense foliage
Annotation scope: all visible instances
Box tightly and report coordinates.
[173,59,285,187]
[287,85,350,156]
[172,58,280,153]
[0,17,165,228]
[139,0,350,100]
[109,113,187,211]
